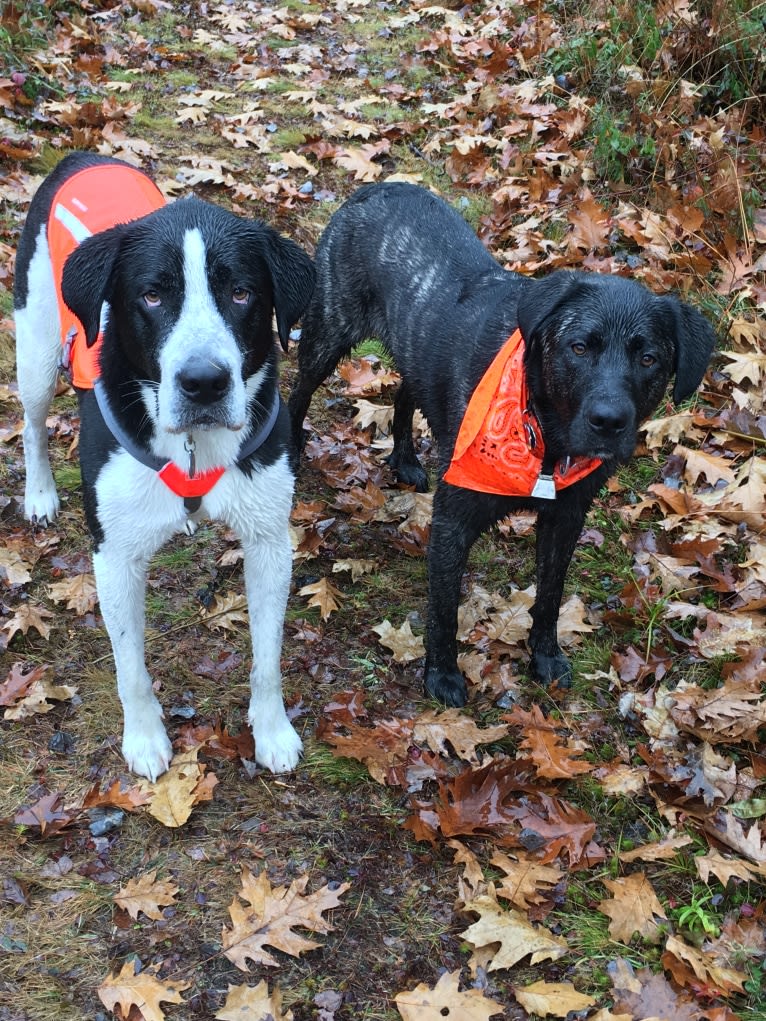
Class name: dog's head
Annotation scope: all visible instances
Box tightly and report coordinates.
[62,197,314,445]
[517,270,716,465]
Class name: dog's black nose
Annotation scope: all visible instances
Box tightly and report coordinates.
[177,357,231,405]
[587,401,629,434]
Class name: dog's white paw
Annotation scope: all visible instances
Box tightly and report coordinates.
[122,710,173,782]
[24,484,60,525]
[251,713,303,773]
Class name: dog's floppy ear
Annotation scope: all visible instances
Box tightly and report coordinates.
[61,226,125,347]
[261,229,316,352]
[516,271,580,344]
[661,297,717,404]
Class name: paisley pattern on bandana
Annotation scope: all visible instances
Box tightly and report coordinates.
[444,329,601,497]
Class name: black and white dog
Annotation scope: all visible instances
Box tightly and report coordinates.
[288,182,717,706]
[14,152,315,781]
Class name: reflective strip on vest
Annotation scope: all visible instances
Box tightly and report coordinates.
[48,164,166,389]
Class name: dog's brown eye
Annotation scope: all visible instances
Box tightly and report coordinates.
[641,353,656,367]
[143,291,161,308]
[232,287,250,305]
[571,341,587,356]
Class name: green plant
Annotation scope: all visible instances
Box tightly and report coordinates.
[671,889,721,937]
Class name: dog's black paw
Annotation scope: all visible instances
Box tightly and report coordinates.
[424,665,467,707]
[385,450,429,492]
[529,649,572,688]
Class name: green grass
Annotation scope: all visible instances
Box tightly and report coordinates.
[303,743,379,788]
[53,463,82,491]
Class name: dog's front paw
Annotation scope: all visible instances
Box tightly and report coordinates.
[24,486,60,526]
[251,714,303,773]
[529,648,572,688]
[385,450,429,493]
[122,710,173,781]
[424,665,467,707]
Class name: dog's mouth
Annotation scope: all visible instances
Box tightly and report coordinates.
[166,416,245,434]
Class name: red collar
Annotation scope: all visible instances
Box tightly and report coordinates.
[443,329,601,498]
[93,381,281,513]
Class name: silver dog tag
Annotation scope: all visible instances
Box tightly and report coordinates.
[531,472,556,500]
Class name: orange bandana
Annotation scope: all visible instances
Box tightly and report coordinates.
[443,329,601,498]
[48,164,166,389]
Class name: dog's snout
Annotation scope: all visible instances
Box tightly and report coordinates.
[177,357,231,405]
[587,401,630,434]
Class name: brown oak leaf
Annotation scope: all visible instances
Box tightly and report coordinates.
[461,895,568,971]
[394,969,504,1020]
[490,851,563,911]
[597,872,668,943]
[216,980,293,1021]
[221,866,350,970]
[115,869,180,921]
[513,980,596,1018]
[98,960,189,1021]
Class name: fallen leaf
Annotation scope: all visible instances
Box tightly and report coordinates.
[47,573,98,615]
[448,839,486,900]
[138,749,217,828]
[115,869,179,921]
[317,715,412,785]
[216,980,293,1020]
[490,851,563,911]
[461,895,568,971]
[0,546,34,585]
[221,866,350,970]
[413,709,509,763]
[618,833,694,863]
[299,577,344,619]
[0,662,50,707]
[202,592,249,631]
[597,872,668,943]
[332,558,377,581]
[14,791,78,836]
[82,778,153,812]
[695,847,766,884]
[513,980,596,1018]
[2,602,55,643]
[3,667,77,720]
[662,934,747,996]
[98,960,189,1021]
[509,704,593,779]
[394,968,505,1020]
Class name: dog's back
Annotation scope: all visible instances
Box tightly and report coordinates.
[294,183,525,444]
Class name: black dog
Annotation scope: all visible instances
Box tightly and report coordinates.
[288,182,716,706]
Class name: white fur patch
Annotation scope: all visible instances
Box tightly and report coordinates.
[16,226,63,522]
[154,229,247,440]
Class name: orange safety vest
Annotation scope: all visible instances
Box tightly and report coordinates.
[443,329,602,498]
[48,164,166,389]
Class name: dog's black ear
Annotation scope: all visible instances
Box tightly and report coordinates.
[61,226,124,347]
[262,229,316,352]
[662,297,717,404]
[516,271,580,343]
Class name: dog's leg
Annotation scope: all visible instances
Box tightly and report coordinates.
[15,236,62,524]
[423,482,496,706]
[240,526,303,772]
[93,543,173,781]
[288,316,358,455]
[528,500,588,686]
[385,381,428,492]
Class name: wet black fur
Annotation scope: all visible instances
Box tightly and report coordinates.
[288,182,717,706]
